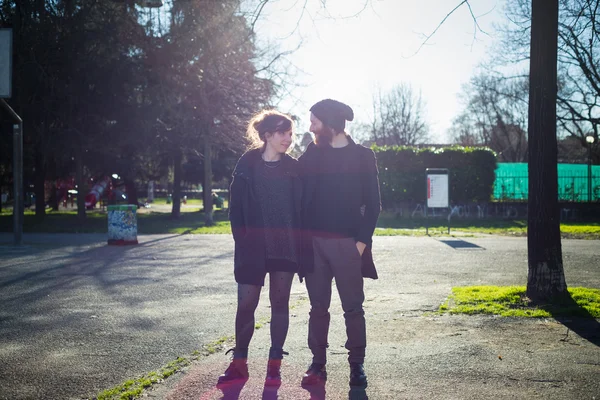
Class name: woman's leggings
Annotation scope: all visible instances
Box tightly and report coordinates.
[234,271,295,357]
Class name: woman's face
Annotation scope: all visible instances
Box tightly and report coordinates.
[266,128,293,154]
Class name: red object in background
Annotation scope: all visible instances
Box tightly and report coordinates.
[427,177,431,199]
[85,176,111,209]
[50,177,76,209]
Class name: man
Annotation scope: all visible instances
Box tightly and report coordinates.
[299,99,381,388]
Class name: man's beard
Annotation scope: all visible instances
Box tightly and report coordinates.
[314,127,335,146]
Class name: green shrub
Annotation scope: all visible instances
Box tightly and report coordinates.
[373,145,497,209]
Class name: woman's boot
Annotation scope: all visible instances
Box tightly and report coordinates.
[217,348,249,386]
[265,347,288,386]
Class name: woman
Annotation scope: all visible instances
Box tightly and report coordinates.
[218,110,302,387]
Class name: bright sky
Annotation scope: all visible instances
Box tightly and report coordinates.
[252,0,507,143]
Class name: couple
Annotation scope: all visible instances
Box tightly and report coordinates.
[219,99,381,390]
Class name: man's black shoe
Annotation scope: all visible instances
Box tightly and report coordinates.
[301,363,327,386]
[349,363,367,387]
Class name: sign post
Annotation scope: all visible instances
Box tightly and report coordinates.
[425,168,449,235]
[0,28,23,245]
[0,29,12,98]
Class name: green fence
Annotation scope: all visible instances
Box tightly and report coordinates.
[494,163,600,201]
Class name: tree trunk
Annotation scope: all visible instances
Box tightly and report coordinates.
[48,182,59,211]
[34,147,46,218]
[46,158,59,211]
[147,180,154,202]
[0,170,4,213]
[75,146,86,221]
[125,178,138,208]
[203,136,214,226]
[527,0,566,302]
[171,149,182,219]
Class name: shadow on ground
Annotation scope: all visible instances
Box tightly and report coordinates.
[549,294,600,347]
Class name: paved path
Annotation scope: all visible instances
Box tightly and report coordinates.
[0,234,598,399]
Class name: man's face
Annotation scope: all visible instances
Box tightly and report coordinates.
[309,112,334,146]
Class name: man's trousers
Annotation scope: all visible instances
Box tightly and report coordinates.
[305,236,366,364]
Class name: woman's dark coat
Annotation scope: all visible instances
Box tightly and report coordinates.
[228,149,302,285]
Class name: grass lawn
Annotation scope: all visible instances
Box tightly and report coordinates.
[375,214,600,239]
[150,197,228,208]
[0,210,599,238]
[149,197,201,206]
[375,215,527,237]
[137,211,231,234]
[439,286,600,318]
[0,209,231,234]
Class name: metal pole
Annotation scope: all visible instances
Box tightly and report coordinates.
[588,145,592,203]
[0,99,23,245]
[203,135,214,226]
[12,122,23,245]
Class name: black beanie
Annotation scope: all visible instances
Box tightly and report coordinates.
[310,99,354,132]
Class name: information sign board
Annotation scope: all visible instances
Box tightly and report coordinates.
[427,169,449,208]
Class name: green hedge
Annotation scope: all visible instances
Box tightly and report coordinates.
[373,146,497,209]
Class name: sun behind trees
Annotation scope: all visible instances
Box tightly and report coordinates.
[0,0,286,222]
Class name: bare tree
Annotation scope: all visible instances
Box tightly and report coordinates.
[450,112,483,146]
[498,0,599,154]
[451,72,529,161]
[490,123,528,162]
[422,0,567,302]
[368,83,430,146]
